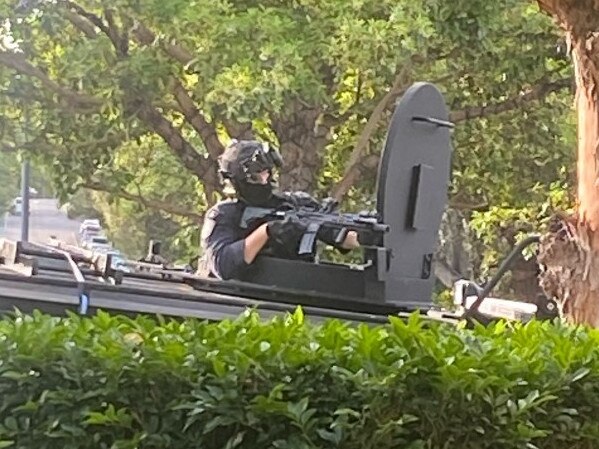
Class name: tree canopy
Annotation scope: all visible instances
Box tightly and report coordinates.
[0,0,576,262]
[0,152,20,213]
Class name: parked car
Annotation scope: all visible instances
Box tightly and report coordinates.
[112,257,130,273]
[90,247,130,272]
[83,235,112,251]
[106,250,130,273]
[8,197,23,216]
[80,228,102,244]
[79,219,101,235]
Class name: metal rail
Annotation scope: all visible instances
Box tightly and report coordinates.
[463,235,542,320]
[37,243,90,313]
[0,239,450,325]
[16,244,411,317]
[0,275,398,324]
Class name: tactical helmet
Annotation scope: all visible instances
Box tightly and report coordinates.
[218,140,283,185]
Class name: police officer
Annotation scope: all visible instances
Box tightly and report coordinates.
[198,140,359,280]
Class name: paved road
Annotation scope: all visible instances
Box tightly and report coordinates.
[1,199,80,244]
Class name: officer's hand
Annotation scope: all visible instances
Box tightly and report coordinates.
[266,216,308,251]
[340,230,360,250]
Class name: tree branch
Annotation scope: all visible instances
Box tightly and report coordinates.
[222,118,254,140]
[82,180,204,220]
[331,65,413,201]
[330,76,572,201]
[64,128,147,151]
[171,79,224,159]
[64,0,110,35]
[131,20,194,65]
[61,2,220,200]
[135,100,219,199]
[321,74,454,130]
[130,21,225,159]
[63,2,127,57]
[62,8,97,38]
[0,51,102,109]
[449,77,573,122]
[103,7,128,57]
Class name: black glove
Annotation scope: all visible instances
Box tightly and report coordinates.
[316,226,351,254]
[266,215,308,255]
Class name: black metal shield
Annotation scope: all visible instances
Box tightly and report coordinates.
[376,82,453,308]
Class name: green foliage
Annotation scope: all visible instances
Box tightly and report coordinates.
[63,189,102,221]
[0,154,52,214]
[93,191,198,262]
[469,178,575,276]
[0,311,599,448]
[0,0,576,264]
[451,94,575,211]
[0,153,20,212]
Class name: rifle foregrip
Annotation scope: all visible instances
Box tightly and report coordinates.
[298,234,316,255]
[298,222,321,255]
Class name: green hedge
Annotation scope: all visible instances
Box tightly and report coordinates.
[0,310,598,449]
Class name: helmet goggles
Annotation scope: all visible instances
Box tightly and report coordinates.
[240,144,283,184]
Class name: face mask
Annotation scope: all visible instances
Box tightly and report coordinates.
[237,182,274,206]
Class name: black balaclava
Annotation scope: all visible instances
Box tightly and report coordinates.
[218,140,283,207]
[235,179,275,206]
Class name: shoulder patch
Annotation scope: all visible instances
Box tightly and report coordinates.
[201,215,217,241]
[201,200,242,242]
[205,200,239,221]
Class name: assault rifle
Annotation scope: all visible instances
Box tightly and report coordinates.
[240,199,390,256]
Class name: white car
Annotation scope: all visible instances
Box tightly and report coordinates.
[80,228,101,244]
[112,258,130,273]
[83,235,112,251]
[92,248,130,273]
[106,251,130,273]
[79,219,101,235]
[8,197,23,216]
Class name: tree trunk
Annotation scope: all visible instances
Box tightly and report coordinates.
[536,0,599,326]
[437,209,474,281]
[272,107,330,192]
[506,255,547,302]
[537,69,599,325]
